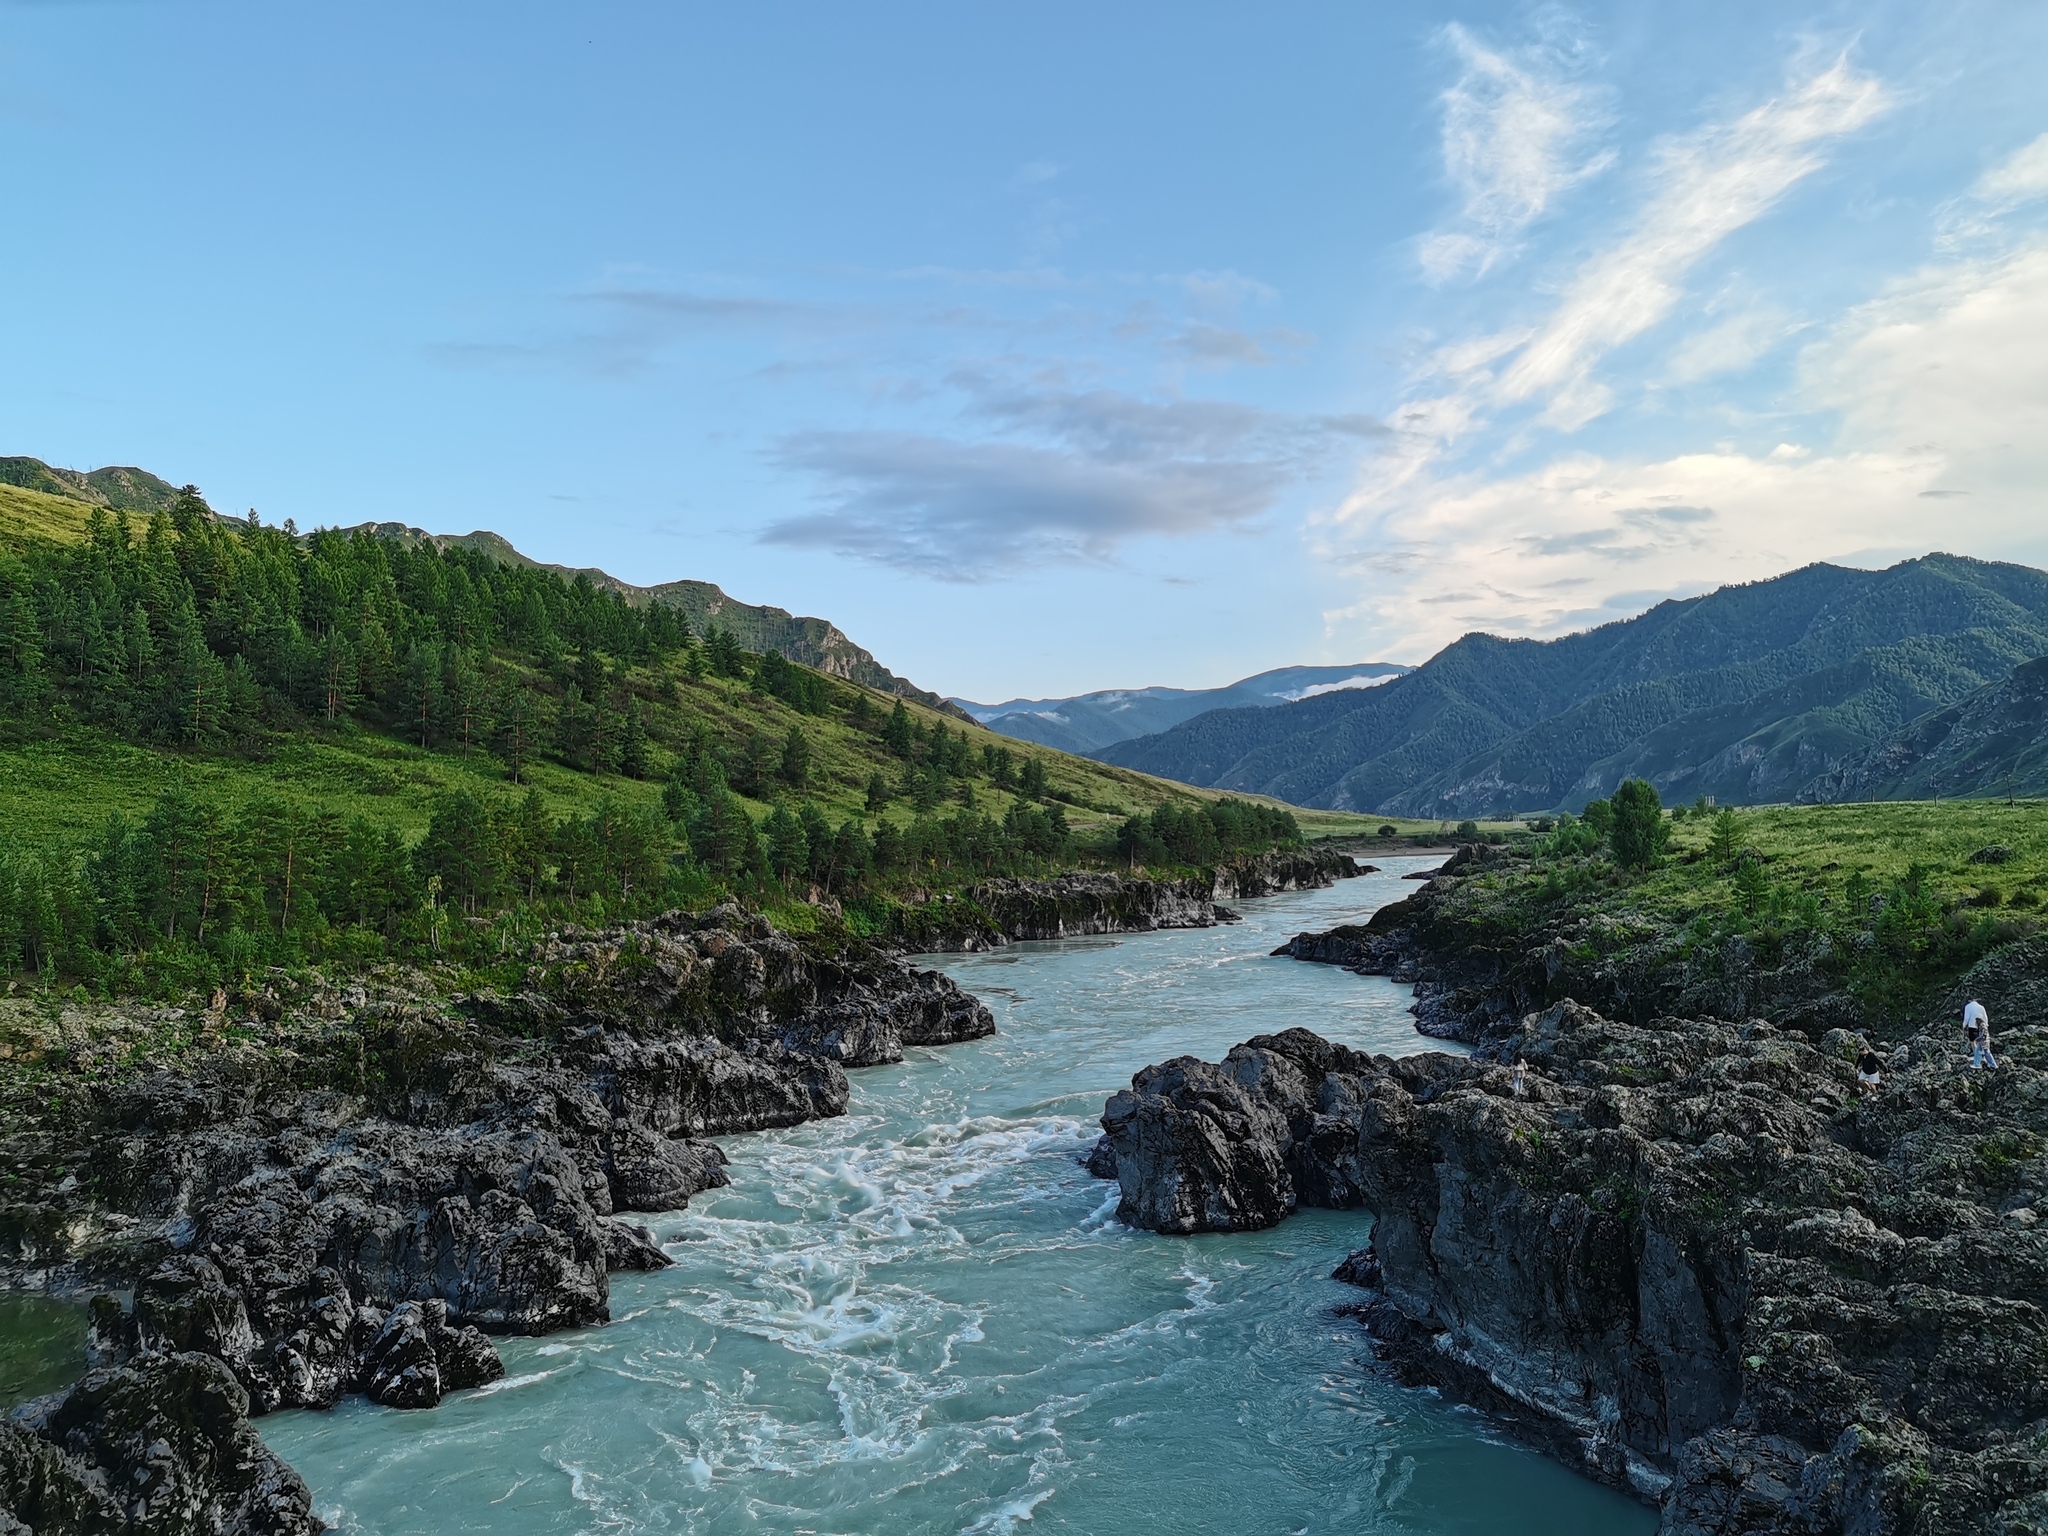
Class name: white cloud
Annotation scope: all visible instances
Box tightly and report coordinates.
[1664,305,1796,383]
[1496,57,1889,426]
[1419,24,1613,283]
[1314,53,1922,659]
[763,383,1384,579]
[1974,133,2048,210]
[1939,132,2048,248]
[1324,231,2048,661]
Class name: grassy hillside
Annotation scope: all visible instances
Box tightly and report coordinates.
[0,458,182,516]
[0,482,156,549]
[1437,793,2048,1028]
[1097,555,2048,817]
[0,478,1377,993]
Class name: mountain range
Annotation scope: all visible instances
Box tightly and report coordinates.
[13,454,2048,815]
[953,663,1409,755]
[1809,654,2048,803]
[1094,555,2048,815]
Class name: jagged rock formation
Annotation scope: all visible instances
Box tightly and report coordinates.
[1092,1000,2048,1534]
[0,1351,318,1535]
[1212,847,1361,900]
[902,848,1360,952]
[0,908,992,1430]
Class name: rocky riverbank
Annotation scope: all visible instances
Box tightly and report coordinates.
[1,905,993,1530]
[1093,969,2048,1531]
[898,846,1362,951]
[1267,838,1998,1048]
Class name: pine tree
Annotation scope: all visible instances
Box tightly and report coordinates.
[415,791,502,915]
[399,643,446,748]
[1610,778,1669,870]
[865,772,891,814]
[0,557,47,715]
[1709,807,1741,866]
[796,802,833,882]
[780,726,811,790]
[502,788,554,900]
[493,678,542,785]
[762,802,807,882]
[620,697,650,779]
[882,701,913,756]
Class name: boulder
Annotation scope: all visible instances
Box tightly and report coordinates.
[0,1352,318,1535]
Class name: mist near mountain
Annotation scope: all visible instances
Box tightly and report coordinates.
[954,664,1407,755]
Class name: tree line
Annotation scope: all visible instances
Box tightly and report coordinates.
[0,492,692,750]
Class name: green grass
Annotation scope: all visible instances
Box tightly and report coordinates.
[0,657,1384,859]
[1645,799,2048,914]
[1428,797,2048,1027]
[0,482,152,551]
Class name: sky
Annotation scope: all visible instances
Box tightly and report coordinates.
[5,2,2047,701]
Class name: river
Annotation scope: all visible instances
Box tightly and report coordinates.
[263,860,1655,1535]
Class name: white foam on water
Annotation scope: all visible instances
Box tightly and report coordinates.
[473,1370,553,1395]
[263,874,1656,1536]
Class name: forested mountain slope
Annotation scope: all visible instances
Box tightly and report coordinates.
[1095,555,2048,814]
[0,472,1363,990]
[1807,653,2048,803]
[342,520,950,707]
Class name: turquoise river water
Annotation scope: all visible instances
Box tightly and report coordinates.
[263,860,1656,1535]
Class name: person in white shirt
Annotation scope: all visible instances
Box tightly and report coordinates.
[1964,999,1996,1070]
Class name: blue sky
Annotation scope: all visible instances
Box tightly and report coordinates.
[6,2,2047,699]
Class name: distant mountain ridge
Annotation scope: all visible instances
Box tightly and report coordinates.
[1095,555,2048,814]
[954,663,1408,754]
[0,456,183,515]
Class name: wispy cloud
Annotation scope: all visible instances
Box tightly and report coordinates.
[1938,131,2048,248]
[1497,56,1889,427]
[1418,22,1613,283]
[1663,303,1797,383]
[1321,53,1919,659]
[762,432,1279,578]
[430,286,861,378]
[1327,230,2048,663]
[763,383,1383,579]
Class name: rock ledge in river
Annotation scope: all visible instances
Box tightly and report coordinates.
[1097,1003,2048,1534]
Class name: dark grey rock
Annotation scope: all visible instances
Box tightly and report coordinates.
[0,910,995,1429]
[0,1351,319,1535]
[1103,1001,2048,1532]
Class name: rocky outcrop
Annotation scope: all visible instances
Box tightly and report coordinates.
[0,1351,318,1535]
[0,907,993,1425]
[904,848,1362,952]
[1095,1028,1390,1234]
[1093,1003,2048,1534]
[1211,847,1362,901]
